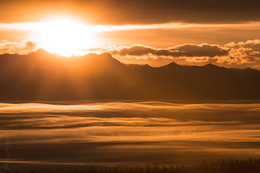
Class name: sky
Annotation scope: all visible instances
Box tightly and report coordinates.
[0,0,260,69]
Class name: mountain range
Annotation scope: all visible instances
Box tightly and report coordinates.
[1,49,260,101]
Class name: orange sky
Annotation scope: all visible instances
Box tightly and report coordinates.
[0,0,260,69]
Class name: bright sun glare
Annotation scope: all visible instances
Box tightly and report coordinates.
[35,16,100,56]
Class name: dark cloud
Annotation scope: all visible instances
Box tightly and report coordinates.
[0,0,260,24]
[112,44,229,57]
[102,0,260,24]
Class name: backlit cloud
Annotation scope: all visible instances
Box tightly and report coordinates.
[112,44,229,57]
[0,40,36,55]
[111,40,260,69]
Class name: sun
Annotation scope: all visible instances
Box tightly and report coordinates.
[34,16,100,56]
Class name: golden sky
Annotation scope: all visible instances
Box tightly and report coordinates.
[0,0,260,69]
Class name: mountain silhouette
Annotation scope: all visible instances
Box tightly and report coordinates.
[1,50,260,101]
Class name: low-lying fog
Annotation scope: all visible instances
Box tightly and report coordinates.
[0,101,260,168]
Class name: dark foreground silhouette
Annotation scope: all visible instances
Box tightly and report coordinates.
[3,158,260,173]
[1,49,260,101]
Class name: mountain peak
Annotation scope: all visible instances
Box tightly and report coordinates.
[165,61,179,67]
[161,61,181,69]
[97,52,122,64]
[31,48,51,56]
[204,63,226,69]
[204,63,217,67]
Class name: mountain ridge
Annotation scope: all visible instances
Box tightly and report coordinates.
[5,49,259,71]
[0,51,260,101]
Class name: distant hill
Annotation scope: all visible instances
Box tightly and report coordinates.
[1,50,260,101]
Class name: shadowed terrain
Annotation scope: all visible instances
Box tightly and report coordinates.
[1,50,260,101]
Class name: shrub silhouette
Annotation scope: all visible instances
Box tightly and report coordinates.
[4,158,260,173]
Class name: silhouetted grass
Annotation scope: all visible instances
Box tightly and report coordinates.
[4,158,260,173]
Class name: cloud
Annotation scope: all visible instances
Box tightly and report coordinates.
[225,39,260,51]
[1,102,260,165]
[216,40,260,66]
[0,40,36,55]
[99,0,260,24]
[225,39,260,58]
[112,44,229,57]
[111,40,260,69]
[1,0,260,25]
